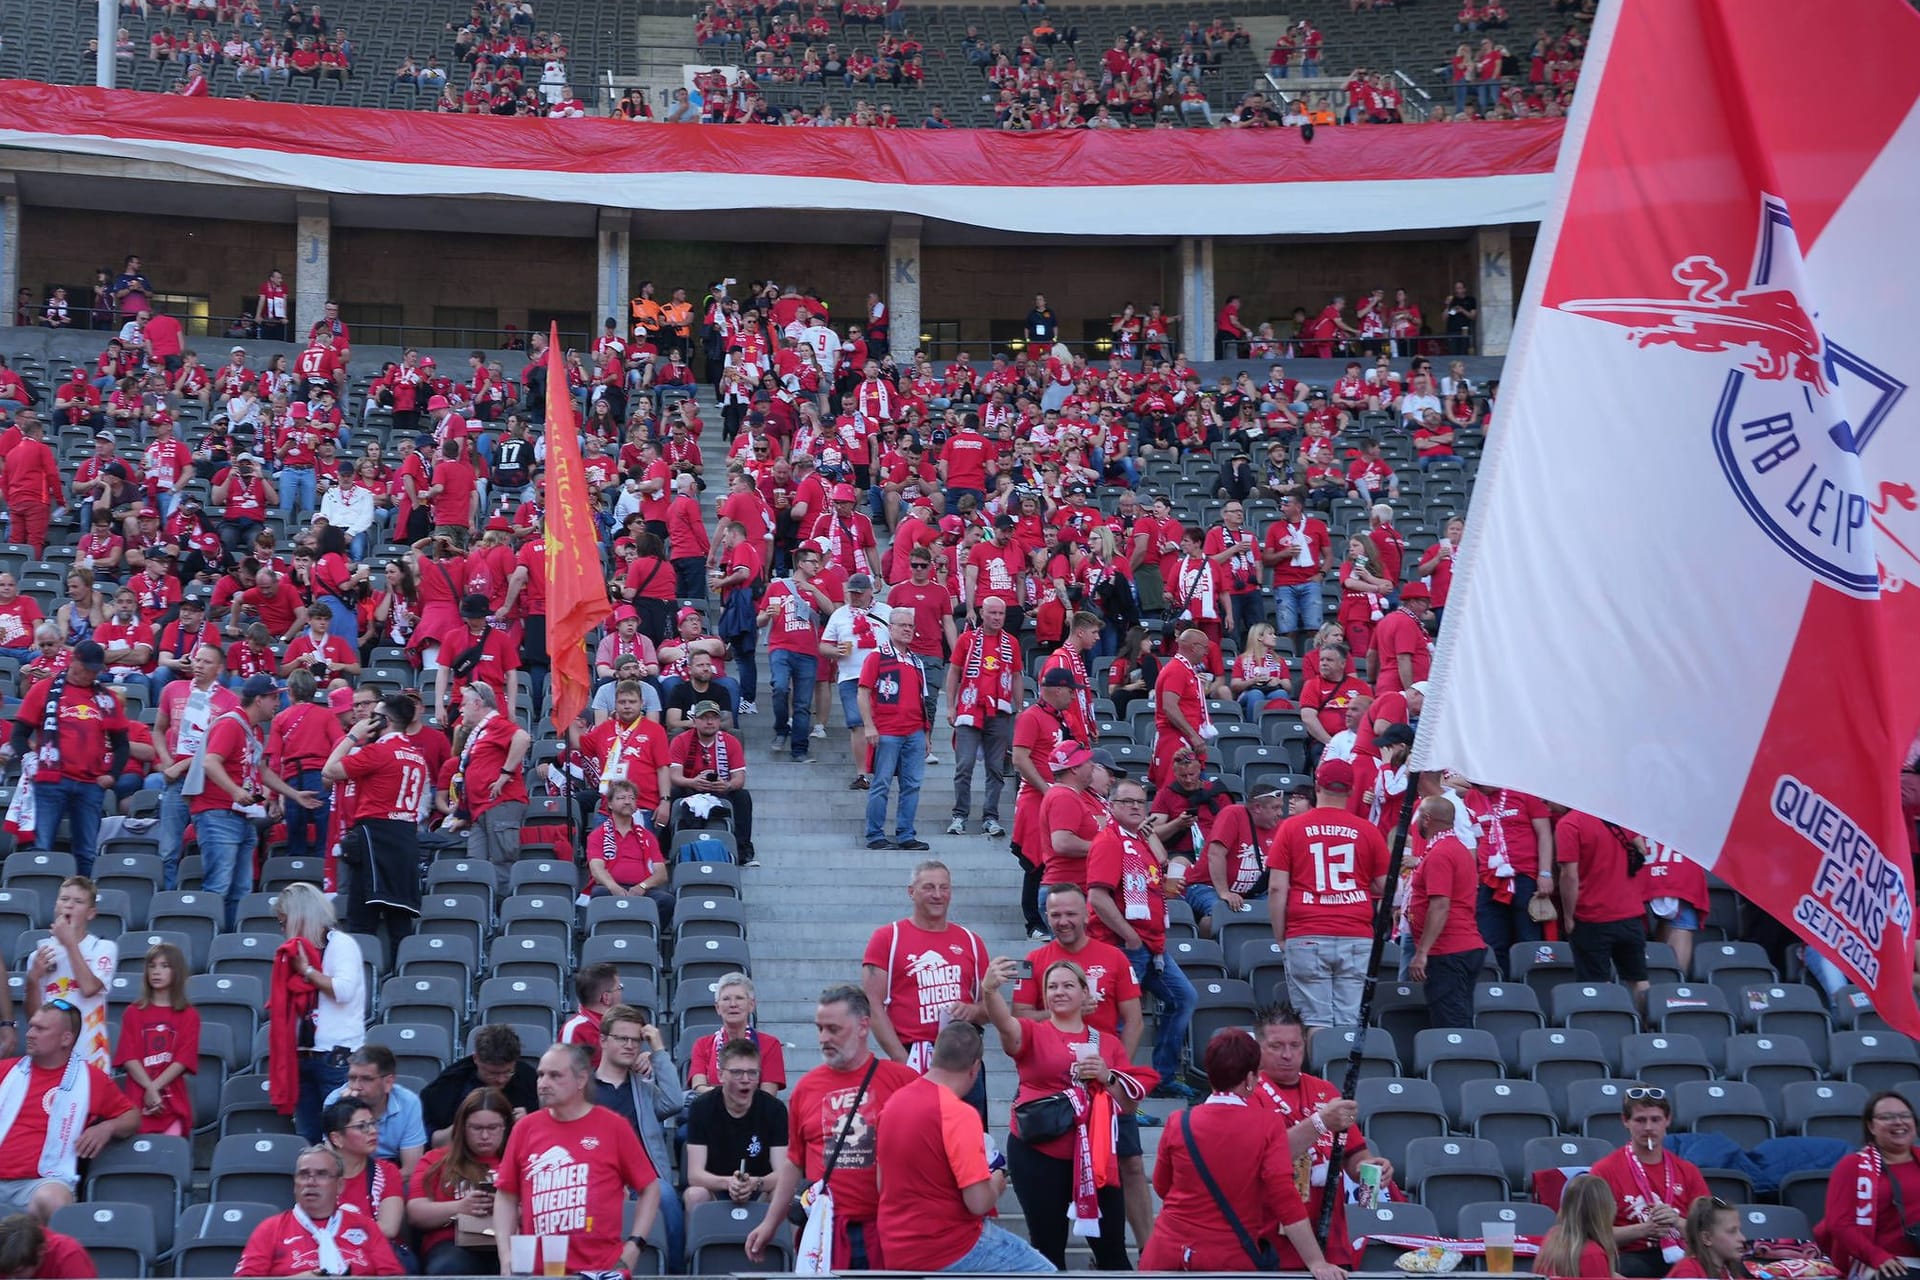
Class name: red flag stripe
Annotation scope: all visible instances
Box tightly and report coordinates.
[543,325,609,737]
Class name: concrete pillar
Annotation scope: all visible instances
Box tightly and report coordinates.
[294,195,331,341]
[1475,224,1515,356]
[1177,237,1214,362]
[886,216,921,365]
[0,177,19,330]
[596,209,632,335]
[96,0,116,88]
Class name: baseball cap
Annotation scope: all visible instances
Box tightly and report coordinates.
[420,356,436,367]
[938,515,963,536]
[72,640,107,671]
[676,606,703,624]
[691,699,724,719]
[230,345,246,355]
[1090,748,1128,778]
[1315,758,1356,791]
[137,507,159,520]
[846,574,874,592]
[1049,742,1093,773]
[240,674,278,701]
[1409,680,1431,698]
[327,687,355,714]
[459,593,492,619]
[1375,724,1416,748]
[993,514,1016,530]
[1039,667,1081,689]
[94,430,114,441]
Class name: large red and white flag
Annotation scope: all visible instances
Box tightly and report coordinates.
[1415,0,1920,1031]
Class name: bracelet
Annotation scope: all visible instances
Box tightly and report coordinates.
[1310,1112,1329,1136]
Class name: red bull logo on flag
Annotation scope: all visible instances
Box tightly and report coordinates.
[1560,195,1908,595]
[1414,0,1920,1034]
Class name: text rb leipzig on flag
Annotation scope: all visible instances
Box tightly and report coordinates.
[1414,0,1920,1032]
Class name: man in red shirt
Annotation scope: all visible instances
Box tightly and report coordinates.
[861,861,990,1114]
[1038,741,1105,902]
[426,438,480,547]
[668,701,755,866]
[1555,805,1652,1000]
[1087,776,1195,1097]
[0,572,45,661]
[1406,794,1487,1029]
[0,1002,140,1220]
[192,675,321,929]
[757,543,833,763]
[1372,583,1433,695]
[745,985,920,1270]
[937,410,992,512]
[3,641,131,878]
[432,595,520,727]
[226,567,307,644]
[962,515,1025,635]
[0,417,62,556]
[574,680,668,827]
[943,596,1021,839]
[874,1022,1049,1274]
[1204,500,1264,644]
[1589,1092,1711,1277]
[494,1043,660,1274]
[323,693,430,955]
[283,600,360,685]
[1268,758,1389,1028]
[1298,644,1369,750]
[1150,628,1213,788]
[881,549,954,731]
[857,613,933,851]
[266,670,345,865]
[1189,783,1285,934]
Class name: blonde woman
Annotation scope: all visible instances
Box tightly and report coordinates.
[1231,622,1294,720]
[1535,1174,1620,1278]
[273,882,366,1143]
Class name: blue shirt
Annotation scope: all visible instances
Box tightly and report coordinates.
[322,1082,427,1162]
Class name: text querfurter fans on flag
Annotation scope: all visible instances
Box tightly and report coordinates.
[543,323,610,736]
[1414,0,1920,1032]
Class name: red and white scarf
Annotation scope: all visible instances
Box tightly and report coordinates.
[0,1054,89,1181]
[1174,653,1213,738]
[1622,1146,1683,1255]
[953,628,1016,728]
[1114,824,1155,921]
[825,515,872,577]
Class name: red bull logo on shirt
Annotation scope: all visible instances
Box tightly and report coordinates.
[1559,195,1909,596]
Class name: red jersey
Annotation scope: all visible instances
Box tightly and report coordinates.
[785,1057,922,1224]
[1371,607,1431,695]
[1557,810,1645,923]
[236,585,301,636]
[938,431,991,490]
[0,1058,132,1177]
[1086,822,1167,952]
[588,820,664,889]
[234,1205,401,1278]
[964,541,1023,606]
[17,676,131,784]
[874,1078,994,1271]
[857,649,929,738]
[495,1106,657,1272]
[863,918,988,1049]
[1589,1146,1711,1258]
[1011,937,1140,1037]
[1408,833,1484,956]
[578,716,667,810]
[1038,785,1105,891]
[1206,803,1276,897]
[341,734,432,823]
[1268,807,1389,938]
[686,1028,787,1089]
[1477,788,1550,878]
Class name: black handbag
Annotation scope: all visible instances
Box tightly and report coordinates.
[1181,1106,1281,1271]
[1012,1092,1078,1145]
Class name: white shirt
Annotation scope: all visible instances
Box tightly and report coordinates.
[1399,393,1441,425]
[1322,729,1357,764]
[319,484,376,536]
[310,930,367,1052]
[798,323,842,373]
[38,934,116,1072]
[821,600,892,684]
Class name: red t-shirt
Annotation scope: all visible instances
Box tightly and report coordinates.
[25,1230,96,1279]
[407,1147,502,1257]
[686,1028,787,1089]
[862,919,988,1047]
[1408,833,1484,956]
[1372,607,1431,695]
[1038,785,1105,890]
[268,700,345,776]
[237,585,301,636]
[113,1002,200,1134]
[0,598,44,648]
[589,821,664,889]
[874,1077,992,1270]
[1008,1019,1133,1159]
[1205,803,1275,897]
[1589,1146,1711,1257]
[1011,938,1140,1037]
[1268,807,1389,938]
[0,1058,132,1177]
[18,676,132,784]
[341,734,432,823]
[1558,810,1645,923]
[578,716,668,810]
[1479,789,1549,878]
[495,1106,657,1272]
[857,650,929,738]
[1085,823,1167,952]
[939,431,991,490]
[1640,843,1710,913]
[881,581,950,658]
[458,711,530,814]
[964,541,1022,606]
[762,579,823,655]
[786,1057,922,1224]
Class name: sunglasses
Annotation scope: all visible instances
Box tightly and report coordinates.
[1624,1087,1667,1101]
[46,998,77,1013]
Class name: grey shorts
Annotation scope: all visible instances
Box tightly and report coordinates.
[0,1176,70,1216]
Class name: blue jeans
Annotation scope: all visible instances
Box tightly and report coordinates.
[656,1178,686,1273]
[279,466,316,521]
[768,648,817,758]
[731,637,758,704]
[157,778,191,889]
[1477,874,1541,979]
[1273,580,1323,635]
[194,807,258,931]
[1126,945,1196,1082]
[296,1050,351,1143]
[35,778,106,876]
[285,769,330,861]
[865,730,926,842]
[942,1223,1055,1273]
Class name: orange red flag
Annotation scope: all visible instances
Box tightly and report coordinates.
[542,323,608,735]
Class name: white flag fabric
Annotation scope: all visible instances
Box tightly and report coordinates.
[1414,0,1920,1032]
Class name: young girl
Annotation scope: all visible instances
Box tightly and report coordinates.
[1535,1174,1620,1279]
[1669,1196,1753,1280]
[113,942,200,1136]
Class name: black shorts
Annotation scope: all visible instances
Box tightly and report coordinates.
[1571,915,1649,983]
[1115,1112,1142,1159]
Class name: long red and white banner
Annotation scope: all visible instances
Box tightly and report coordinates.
[0,81,1561,236]
[1415,0,1920,1031]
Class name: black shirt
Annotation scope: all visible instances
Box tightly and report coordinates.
[492,436,534,485]
[419,1056,539,1139]
[1025,308,1058,344]
[665,677,724,728]
[1444,293,1479,333]
[685,1088,789,1180]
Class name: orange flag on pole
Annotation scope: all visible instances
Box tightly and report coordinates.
[543,323,608,736]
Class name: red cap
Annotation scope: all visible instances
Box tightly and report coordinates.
[1398,583,1431,602]
[427,394,450,411]
[1049,742,1094,773]
[830,483,858,503]
[484,516,511,532]
[327,687,355,714]
[611,604,638,623]
[287,402,308,418]
[677,606,704,623]
[938,515,963,536]
[138,507,159,519]
[1315,758,1356,791]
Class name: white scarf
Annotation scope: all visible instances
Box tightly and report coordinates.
[292,1205,349,1276]
[0,1054,90,1182]
[1284,519,1315,568]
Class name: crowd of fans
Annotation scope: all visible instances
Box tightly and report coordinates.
[0,253,1905,1279]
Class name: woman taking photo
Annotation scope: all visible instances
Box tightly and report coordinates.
[272,882,366,1143]
[1337,534,1394,664]
[1139,1028,1346,1277]
[1817,1091,1920,1279]
[1535,1174,1619,1279]
[364,558,420,660]
[1670,1196,1752,1280]
[406,1088,514,1275]
[982,956,1151,1270]
[323,1098,406,1256]
[1107,625,1159,719]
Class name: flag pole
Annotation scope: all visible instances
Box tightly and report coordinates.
[1316,769,1423,1245]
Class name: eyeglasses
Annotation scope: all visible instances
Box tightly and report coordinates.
[603,1033,643,1046]
[1874,1111,1916,1123]
[722,1067,762,1079]
[1624,1087,1667,1101]
[1112,797,1148,807]
[342,1120,380,1133]
[294,1169,341,1181]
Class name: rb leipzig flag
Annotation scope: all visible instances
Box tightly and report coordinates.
[543,323,610,736]
[1415,0,1920,1031]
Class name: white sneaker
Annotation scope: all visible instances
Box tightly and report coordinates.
[738,700,757,715]
[810,724,826,740]
[925,751,940,764]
